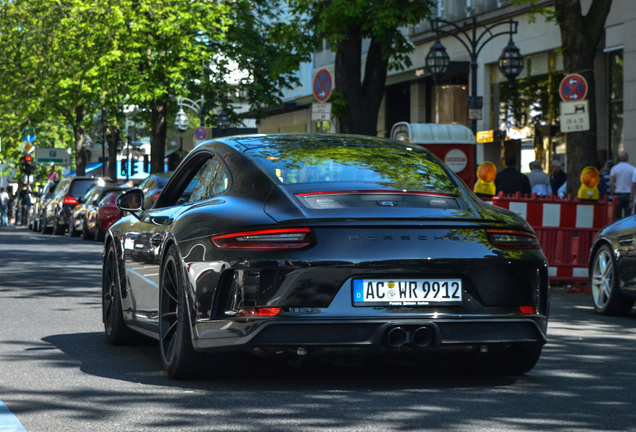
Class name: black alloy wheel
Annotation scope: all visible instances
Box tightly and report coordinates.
[102,243,136,345]
[159,246,228,379]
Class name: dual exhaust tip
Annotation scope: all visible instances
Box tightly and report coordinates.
[385,326,434,349]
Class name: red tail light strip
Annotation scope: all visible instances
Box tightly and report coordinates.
[212,228,312,249]
[63,196,78,205]
[237,307,282,317]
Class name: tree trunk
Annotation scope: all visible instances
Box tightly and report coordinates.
[555,0,612,194]
[73,105,87,177]
[150,97,168,173]
[335,30,388,136]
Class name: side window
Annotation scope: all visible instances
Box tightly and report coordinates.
[210,163,230,196]
[188,158,220,204]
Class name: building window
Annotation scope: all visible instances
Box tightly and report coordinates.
[608,50,623,156]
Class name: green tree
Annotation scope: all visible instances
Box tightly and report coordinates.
[288,0,435,135]
[515,0,613,193]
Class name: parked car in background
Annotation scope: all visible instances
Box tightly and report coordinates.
[83,189,127,241]
[137,172,173,209]
[29,180,59,232]
[589,218,636,315]
[70,184,126,238]
[102,134,549,379]
[40,176,101,235]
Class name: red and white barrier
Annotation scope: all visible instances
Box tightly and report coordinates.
[487,193,616,284]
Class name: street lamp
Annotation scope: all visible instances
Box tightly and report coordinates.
[425,12,524,134]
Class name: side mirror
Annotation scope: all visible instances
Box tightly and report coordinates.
[117,189,145,212]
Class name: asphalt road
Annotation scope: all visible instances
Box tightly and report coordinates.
[1,225,636,432]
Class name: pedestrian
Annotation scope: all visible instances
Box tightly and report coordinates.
[598,160,614,200]
[550,159,567,196]
[610,151,634,219]
[17,185,33,226]
[494,154,531,196]
[0,187,9,226]
[526,160,551,196]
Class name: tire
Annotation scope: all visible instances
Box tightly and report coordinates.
[95,219,105,242]
[69,215,81,237]
[159,246,229,379]
[102,243,137,345]
[40,214,53,235]
[590,244,634,315]
[81,219,94,240]
[54,213,66,235]
[472,344,543,376]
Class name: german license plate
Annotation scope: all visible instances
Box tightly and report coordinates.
[352,279,462,306]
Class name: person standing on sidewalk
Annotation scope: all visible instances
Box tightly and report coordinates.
[550,160,567,196]
[0,187,9,226]
[494,154,532,196]
[610,151,634,219]
[527,160,551,196]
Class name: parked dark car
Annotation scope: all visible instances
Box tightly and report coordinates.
[70,184,127,238]
[137,172,173,209]
[589,218,636,315]
[40,176,100,235]
[29,180,59,231]
[102,134,549,379]
[83,190,127,241]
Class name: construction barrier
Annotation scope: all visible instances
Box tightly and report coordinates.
[486,193,617,284]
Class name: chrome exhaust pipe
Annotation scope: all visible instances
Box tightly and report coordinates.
[412,326,433,348]
[386,326,408,349]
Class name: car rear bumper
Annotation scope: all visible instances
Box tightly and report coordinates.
[192,316,547,352]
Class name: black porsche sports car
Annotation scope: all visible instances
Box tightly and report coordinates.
[102,133,549,379]
[589,217,636,315]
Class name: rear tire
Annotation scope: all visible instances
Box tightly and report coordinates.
[40,214,53,234]
[159,246,230,379]
[590,244,634,315]
[102,243,137,345]
[81,219,94,240]
[54,214,66,235]
[69,215,81,237]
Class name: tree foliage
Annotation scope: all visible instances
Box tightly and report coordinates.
[0,0,308,182]
[287,0,435,135]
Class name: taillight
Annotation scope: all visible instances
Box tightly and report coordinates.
[519,306,536,314]
[212,228,312,249]
[63,196,78,205]
[152,192,160,203]
[237,307,281,317]
[486,228,540,250]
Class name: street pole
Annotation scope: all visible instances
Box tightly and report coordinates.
[426,13,523,136]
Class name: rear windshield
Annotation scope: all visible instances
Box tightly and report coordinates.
[245,139,460,194]
[69,179,98,198]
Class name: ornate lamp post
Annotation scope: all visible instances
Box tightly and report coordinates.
[425,12,524,135]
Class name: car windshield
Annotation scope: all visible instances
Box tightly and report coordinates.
[245,138,460,194]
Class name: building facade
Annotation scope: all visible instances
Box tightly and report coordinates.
[258,0,634,174]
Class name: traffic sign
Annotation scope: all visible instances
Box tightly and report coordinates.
[313,69,333,103]
[22,128,36,142]
[560,100,590,133]
[195,127,207,140]
[311,102,332,121]
[34,148,71,165]
[559,74,588,101]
